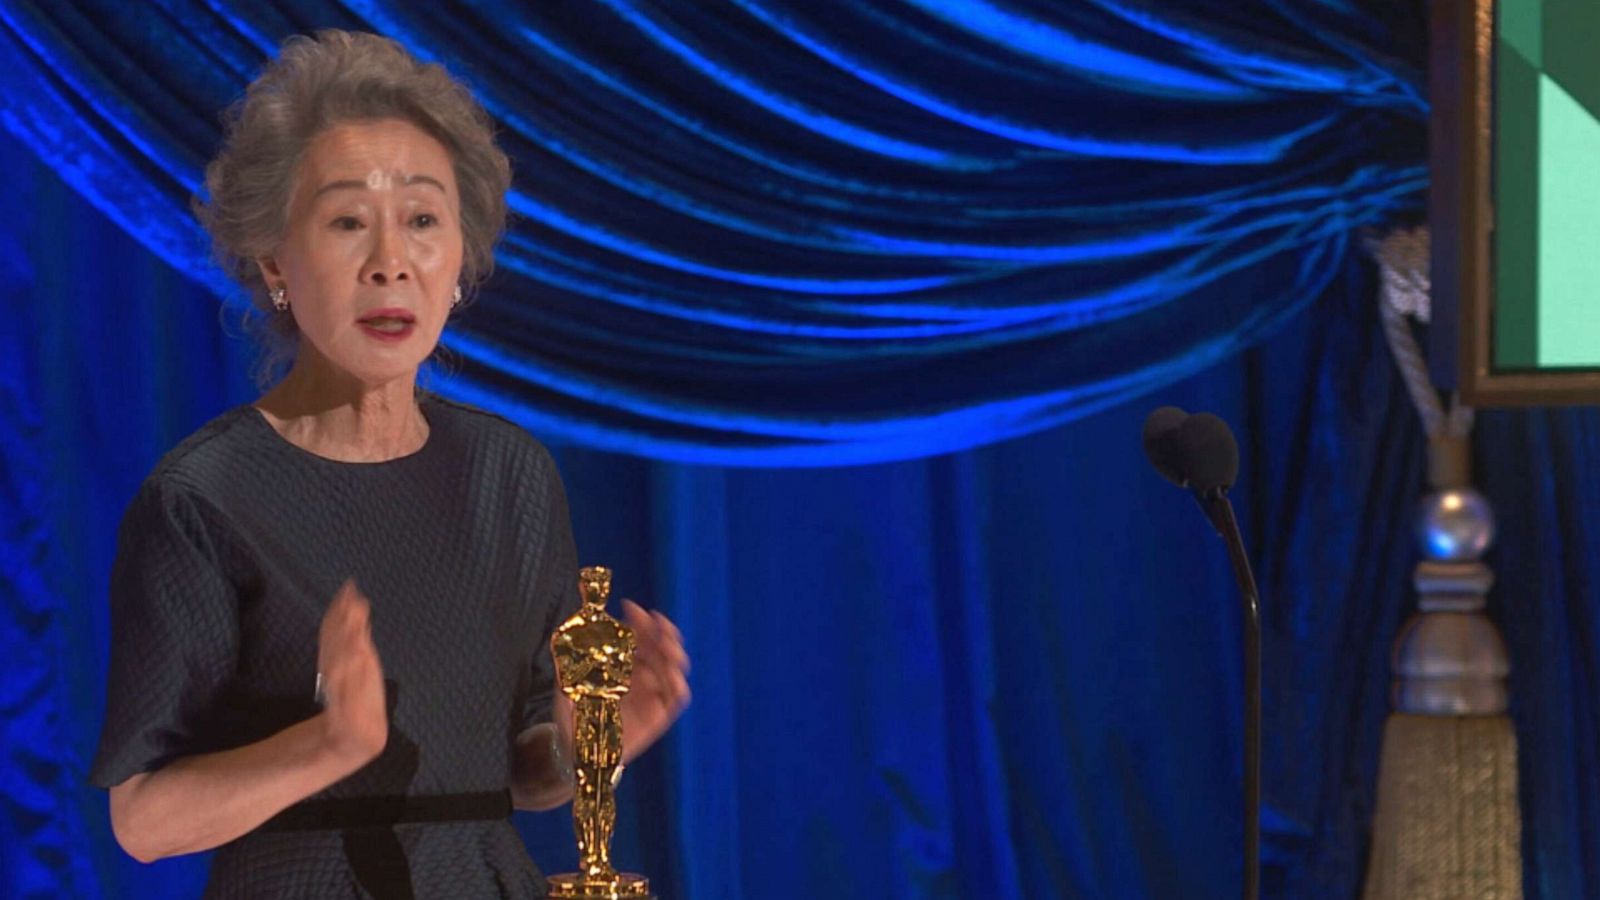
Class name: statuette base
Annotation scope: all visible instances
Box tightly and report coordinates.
[547,872,653,899]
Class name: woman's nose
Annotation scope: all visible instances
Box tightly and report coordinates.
[361,224,411,285]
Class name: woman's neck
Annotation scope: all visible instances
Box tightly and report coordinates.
[254,356,429,463]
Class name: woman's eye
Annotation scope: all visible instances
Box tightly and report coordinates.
[412,213,438,228]
[331,216,363,231]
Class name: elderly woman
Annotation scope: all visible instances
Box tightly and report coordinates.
[89,30,690,898]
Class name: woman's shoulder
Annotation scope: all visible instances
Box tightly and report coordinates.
[138,405,265,501]
[111,406,270,544]
[424,393,559,468]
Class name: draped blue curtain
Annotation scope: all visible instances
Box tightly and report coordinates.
[4,2,1595,899]
[0,0,1427,466]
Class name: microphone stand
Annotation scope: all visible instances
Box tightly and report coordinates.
[1198,489,1261,900]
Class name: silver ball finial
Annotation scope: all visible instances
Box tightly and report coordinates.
[1415,488,1495,562]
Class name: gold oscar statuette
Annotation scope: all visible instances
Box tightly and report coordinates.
[546,566,654,899]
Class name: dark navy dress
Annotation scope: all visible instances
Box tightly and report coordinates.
[90,395,580,898]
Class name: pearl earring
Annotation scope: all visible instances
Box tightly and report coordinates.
[451,284,463,308]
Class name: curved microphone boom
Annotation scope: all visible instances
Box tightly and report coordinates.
[1141,407,1261,900]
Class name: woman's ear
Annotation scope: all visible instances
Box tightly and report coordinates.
[256,255,284,289]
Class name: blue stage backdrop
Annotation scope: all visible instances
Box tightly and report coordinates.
[2,2,1597,898]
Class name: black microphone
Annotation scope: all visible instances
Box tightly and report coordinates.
[1142,407,1261,900]
[1141,405,1190,486]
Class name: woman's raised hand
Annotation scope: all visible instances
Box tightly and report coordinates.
[619,600,691,763]
[316,580,388,766]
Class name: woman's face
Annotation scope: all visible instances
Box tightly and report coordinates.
[260,118,464,388]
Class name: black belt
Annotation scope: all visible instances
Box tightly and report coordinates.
[258,790,512,832]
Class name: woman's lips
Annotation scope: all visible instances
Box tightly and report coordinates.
[356,309,416,342]
[357,317,416,342]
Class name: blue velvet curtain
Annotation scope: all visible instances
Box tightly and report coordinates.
[3,2,1595,898]
[0,0,1428,466]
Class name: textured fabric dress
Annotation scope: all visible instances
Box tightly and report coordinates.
[90,395,581,898]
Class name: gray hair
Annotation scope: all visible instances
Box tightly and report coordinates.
[194,30,510,379]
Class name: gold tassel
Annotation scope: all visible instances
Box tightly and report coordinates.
[1364,715,1522,899]
[1359,447,1524,898]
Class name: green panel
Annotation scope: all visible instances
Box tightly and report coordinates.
[1543,0,1600,122]
[1494,44,1541,370]
[1536,74,1600,367]
[1501,0,1541,67]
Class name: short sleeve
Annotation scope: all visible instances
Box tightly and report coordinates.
[90,478,240,788]
[519,449,581,732]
